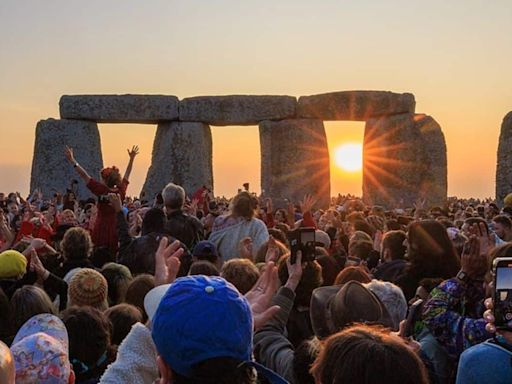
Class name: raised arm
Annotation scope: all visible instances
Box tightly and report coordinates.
[123,145,139,181]
[65,146,92,183]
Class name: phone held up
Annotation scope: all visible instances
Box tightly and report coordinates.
[403,299,423,338]
[493,257,512,330]
[288,227,316,264]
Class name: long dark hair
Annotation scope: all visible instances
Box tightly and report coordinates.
[406,220,460,279]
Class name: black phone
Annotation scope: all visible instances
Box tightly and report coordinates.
[403,299,423,337]
[98,195,109,203]
[493,257,512,330]
[288,227,316,264]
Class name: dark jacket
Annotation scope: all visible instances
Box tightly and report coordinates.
[373,259,407,284]
[116,212,168,275]
[164,210,204,250]
[254,286,297,383]
[57,258,96,279]
[0,270,68,310]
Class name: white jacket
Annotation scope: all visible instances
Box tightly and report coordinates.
[100,323,158,384]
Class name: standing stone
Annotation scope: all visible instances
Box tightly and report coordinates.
[414,114,447,207]
[180,95,297,125]
[259,119,330,209]
[141,122,213,201]
[60,95,179,123]
[363,114,426,208]
[298,91,415,121]
[30,119,103,199]
[496,112,512,205]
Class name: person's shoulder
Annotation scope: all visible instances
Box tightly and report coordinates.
[461,339,510,362]
[250,217,267,228]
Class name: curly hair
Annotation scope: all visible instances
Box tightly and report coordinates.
[61,227,93,260]
[100,166,122,188]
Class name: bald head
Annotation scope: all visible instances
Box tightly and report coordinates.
[0,341,15,384]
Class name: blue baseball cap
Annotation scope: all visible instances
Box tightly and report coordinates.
[151,275,253,378]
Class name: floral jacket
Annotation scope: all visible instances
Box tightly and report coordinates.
[422,278,491,359]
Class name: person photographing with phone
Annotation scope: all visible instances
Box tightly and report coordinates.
[455,243,512,384]
[421,223,497,381]
[65,145,139,254]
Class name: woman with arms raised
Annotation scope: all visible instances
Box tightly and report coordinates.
[65,145,139,255]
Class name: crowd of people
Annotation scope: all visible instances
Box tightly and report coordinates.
[0,146,511,383]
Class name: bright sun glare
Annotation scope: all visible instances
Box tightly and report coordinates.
[334,143,363,172]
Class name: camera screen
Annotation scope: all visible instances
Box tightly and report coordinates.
[301,230,315,245]
[495,267,512,328]
[496,267,512,290]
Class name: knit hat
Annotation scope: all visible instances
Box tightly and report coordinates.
[68,268,108,309]
[504,193,512,208]
[0,250,27,279]
[11,314,71,384]
[315,230,331,249]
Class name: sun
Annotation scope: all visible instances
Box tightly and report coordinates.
[334,143,363,172]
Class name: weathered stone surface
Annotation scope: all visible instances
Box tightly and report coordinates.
[259,119,330,209]
[60,95,179,123]
[30,119,103,199]
[180,95,297,125]
[414,114,447,207]
[496,112,512,204]
[141,122,213,201]
[298,91,415,121]
[363,114,426,207]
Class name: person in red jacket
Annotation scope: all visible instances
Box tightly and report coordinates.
[65,145,139,255]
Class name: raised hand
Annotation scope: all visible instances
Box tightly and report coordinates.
[29,249,48,280]
[127,145,140,160]
[265,235,279,263]
[300,194,317,214]
[65,146,75,163]
[266,198,273,214]
[245,261,280,330]
[239,237,253,260]
[107,193,123,213]
[373,229,383,252]
[468,222,495,258]
[285,250,303,291]
[461,235,490,280]
[413,197,426,211]
[154,237,184,286]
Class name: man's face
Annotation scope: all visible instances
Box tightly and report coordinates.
[493,222,507,239]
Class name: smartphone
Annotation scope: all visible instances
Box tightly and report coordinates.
[98,195,109,204]
[493,257,512,330]
[288,227,316,264]
[402,299,423,337]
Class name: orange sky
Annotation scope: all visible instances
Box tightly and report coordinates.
[1,1,511,198]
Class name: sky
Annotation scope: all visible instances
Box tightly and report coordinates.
[1,0,511,198]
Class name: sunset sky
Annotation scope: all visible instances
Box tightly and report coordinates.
[1,1,511,199]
